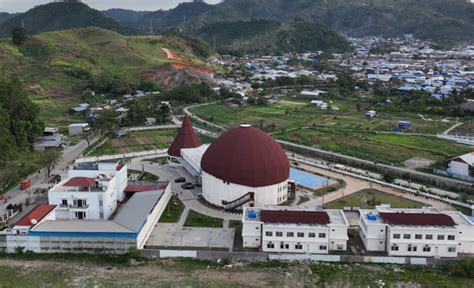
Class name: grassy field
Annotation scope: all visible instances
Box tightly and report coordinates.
[90,129,177,156]
[191,103,471,165]
[90,129,213,156]
[0,255,472,287]
[324,189,424,209]
[159,196,185,223]
[184,210,224,228]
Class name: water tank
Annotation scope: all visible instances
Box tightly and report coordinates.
[367,213,377,221]
[247,210,257,219]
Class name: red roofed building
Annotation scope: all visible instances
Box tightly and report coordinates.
[14,204,56,229]
[167,115,202,158]
[201,125,290,209]
[242,206,349,254]
[260,210,330,225]
[63,177,96,187]
[358,205,474,258]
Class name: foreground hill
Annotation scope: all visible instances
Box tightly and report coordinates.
[0,2,135,36]
[125,0,474,46]
[0,27,212,118]
[197,19,352,54]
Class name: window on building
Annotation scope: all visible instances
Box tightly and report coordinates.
[285,244,289,249]
[287,232,294,237]
[295,244,303,250]
[318,233,326,238]
[426,234,433,240]
[308,233,316,238]
[266,231,272,237]
[391,244,399,251]
[393,234,400,239]
[75,212,86,220]
[267,243,274,249]
[448,247,456,252]
[415,234,422,240]
[437,235,445,240]
[280,243,285,249]
[448,235,455,240]
[337,244,344,250]
[61,199,68,207]
[99,212,104,218]
[407,244,417,252]
[403,234,411,239]
[276,232,283,237]
[297,232,304,238]
[423,245,431,252]
[319,245,327,250]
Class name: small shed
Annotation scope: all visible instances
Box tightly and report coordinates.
[68,123,90,136]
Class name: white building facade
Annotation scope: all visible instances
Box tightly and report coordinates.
[202,172,289,208]
[242,206,349,254]
[359,205,474,258]
[48,161,128,220]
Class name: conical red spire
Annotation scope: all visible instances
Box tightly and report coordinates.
[167,115,202,157]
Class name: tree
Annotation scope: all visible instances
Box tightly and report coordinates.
[382,173,395,183]
[94,110,119,135]
[40,149,60,178]
[11,26,27,46]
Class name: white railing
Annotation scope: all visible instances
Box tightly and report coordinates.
[76,149,168,163]
[437,133,474,145]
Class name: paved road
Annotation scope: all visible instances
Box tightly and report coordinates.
[128,158,241,221]
[0,136,99,216]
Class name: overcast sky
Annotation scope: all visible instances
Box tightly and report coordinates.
[0,0,222,13]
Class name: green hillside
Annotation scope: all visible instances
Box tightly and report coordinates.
[197,19,352,54]
[0,27,211,124]
[0,2,135,36]
[126,0,474,46]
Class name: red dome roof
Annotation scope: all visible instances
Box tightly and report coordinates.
[168,115,202,157]
[201,125,289,187]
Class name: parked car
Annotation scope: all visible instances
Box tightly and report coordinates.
[181,183,195,190]
[174,177,186,183]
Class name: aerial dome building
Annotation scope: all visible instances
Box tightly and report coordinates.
[201,124,290,209]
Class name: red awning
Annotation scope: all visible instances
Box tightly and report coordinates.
[63,177,96,187]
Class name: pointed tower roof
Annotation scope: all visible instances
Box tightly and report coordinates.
[168,115,202,157]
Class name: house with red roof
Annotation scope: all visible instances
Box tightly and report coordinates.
[13,204,56,232]
[359,205,474,258]
[242,206,348,254]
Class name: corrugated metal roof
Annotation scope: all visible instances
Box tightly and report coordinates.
[379,212,456,226]
[32,220,134,233]
[113,190,164,232]
[260,210,330,225]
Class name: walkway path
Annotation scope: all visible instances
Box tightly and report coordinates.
[296,163,454,211]
[442,122,463,135]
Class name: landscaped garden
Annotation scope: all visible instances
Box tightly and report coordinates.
[159,196,185,223]
[324,189,424,209]
[184,210,224,228]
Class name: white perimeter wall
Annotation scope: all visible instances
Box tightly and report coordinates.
[202,171,288,207]
[136,185,172,249]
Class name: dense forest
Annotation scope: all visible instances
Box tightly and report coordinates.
[0,2,135,36]
[196,19,352,54]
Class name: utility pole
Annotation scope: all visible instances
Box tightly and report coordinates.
[213,35,216,49]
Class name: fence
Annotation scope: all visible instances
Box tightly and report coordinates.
[437,133,474,145]
[433,169,474,183]
[141,249,456,266]
[76,149,168,163]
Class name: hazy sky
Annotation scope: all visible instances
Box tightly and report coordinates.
[0,0,222,13]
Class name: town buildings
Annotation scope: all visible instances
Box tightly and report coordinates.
[3,160,170,254]
[242,206,349,254]
[358,205,474,258]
